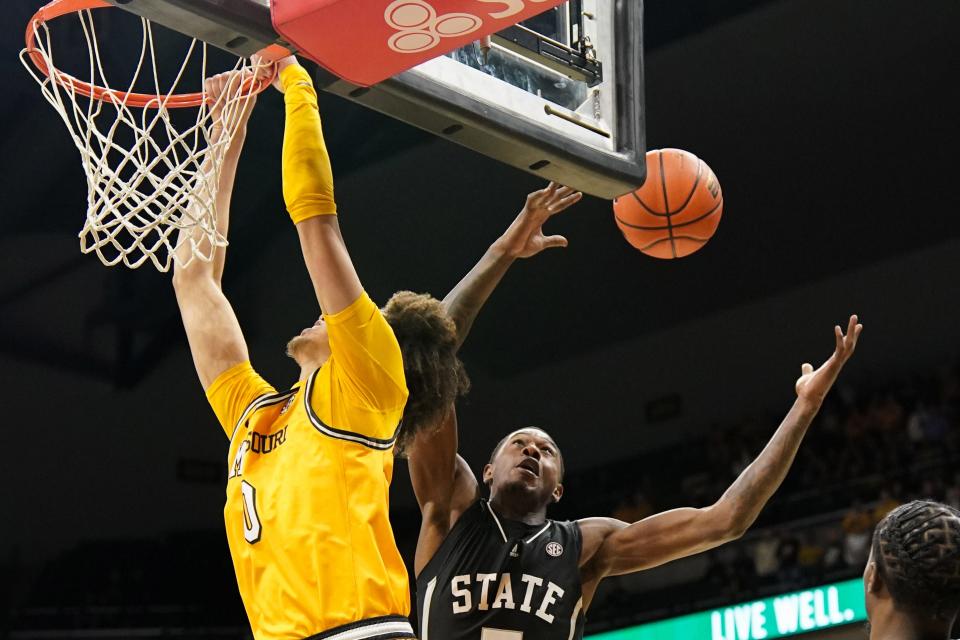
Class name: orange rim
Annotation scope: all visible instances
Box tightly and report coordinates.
[24,0,274,109]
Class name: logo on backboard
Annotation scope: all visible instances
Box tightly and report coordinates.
[384,0,552,54]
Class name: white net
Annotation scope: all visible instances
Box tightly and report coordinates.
[20,8,266,272]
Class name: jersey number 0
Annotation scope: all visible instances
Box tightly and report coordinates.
[241,480,263,543]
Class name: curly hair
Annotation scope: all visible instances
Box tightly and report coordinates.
[383,291,470,454]
[873,500,960,621]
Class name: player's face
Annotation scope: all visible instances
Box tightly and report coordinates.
[487,429,563,506]
[285,315,331,365]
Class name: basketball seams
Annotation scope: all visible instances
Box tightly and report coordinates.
[634,234,709,253]
[671,157,704,215]
[628,190,668,217]
[615,197,723,231]
[658,151,677,259]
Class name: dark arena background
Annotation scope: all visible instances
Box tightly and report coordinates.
[3,0,960,638]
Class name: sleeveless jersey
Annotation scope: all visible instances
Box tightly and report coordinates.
[416,499,585,640]
[206,293,414,640]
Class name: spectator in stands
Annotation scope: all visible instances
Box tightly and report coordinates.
[730,547,757,591]
[752,531,781,581]
[777,530,801,583]
[797,532,825,579]
[821,527,844,572]
[843,501,873,567]
[872,488,901,524]
[906,399,931,445]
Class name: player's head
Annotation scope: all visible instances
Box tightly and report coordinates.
[382,291,470,452]
[864,500,960,636]
[483,427,565,510]
[286,315,331,365]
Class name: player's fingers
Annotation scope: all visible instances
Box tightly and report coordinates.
[224,72,241,97]
[550,192,583,213]
[849,322,863,349]
[542,235,568,249]
[834,325,844,352]
[251,54,271,78]
[214,74,230,102]
[847,315,858,337]
[534,182,559,205]
[801,363,814,376]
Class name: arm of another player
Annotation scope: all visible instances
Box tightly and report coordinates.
[172,70,258,390]
[443,183,582,347]
[578,316,863,603]
[407,406,481,575]
[405,186,582,571]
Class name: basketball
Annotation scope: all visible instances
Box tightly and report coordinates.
[613,149,723,259]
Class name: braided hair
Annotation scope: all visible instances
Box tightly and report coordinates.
[872,500,960,621]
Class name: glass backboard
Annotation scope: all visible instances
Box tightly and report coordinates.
[102,0,646,198]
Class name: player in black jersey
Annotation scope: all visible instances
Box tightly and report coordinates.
[864,500,960,640]
[407,183,863,640]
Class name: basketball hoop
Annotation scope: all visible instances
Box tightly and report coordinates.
[20,0,278,271]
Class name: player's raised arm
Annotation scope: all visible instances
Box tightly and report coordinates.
[578,316,863,605]
[407,407,480,575]
[406,185,581,572]
[443,183,582,347]
[172,71,258,390]
[271,55,361,315]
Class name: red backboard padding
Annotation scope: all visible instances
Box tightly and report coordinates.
[271,0,568,86]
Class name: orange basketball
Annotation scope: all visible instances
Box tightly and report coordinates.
[613,149,724,259]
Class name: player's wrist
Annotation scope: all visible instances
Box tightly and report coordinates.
[489,237,521,261]
[793,395,822,417]
[279,62,312,93]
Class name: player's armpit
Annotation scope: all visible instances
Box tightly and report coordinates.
[206,361,276,439]
[580,505,740,579]
[323,292,408,412]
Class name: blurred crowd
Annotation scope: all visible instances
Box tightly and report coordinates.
[583,359,960,625]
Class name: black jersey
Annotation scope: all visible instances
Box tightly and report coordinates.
[416,499,585,640]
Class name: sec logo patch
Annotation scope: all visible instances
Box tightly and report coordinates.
[546,542,563,557]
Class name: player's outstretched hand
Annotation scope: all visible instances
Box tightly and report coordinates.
[795,315,863,406]
[494,182,583,259]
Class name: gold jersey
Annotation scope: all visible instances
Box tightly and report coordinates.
[206,293,414,640]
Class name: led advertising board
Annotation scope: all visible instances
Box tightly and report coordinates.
[587,579,866,640]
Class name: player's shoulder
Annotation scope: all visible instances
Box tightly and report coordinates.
[575,517,628,567]
[206,360,274,394]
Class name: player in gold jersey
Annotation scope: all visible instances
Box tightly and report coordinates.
[171,57,468,640]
